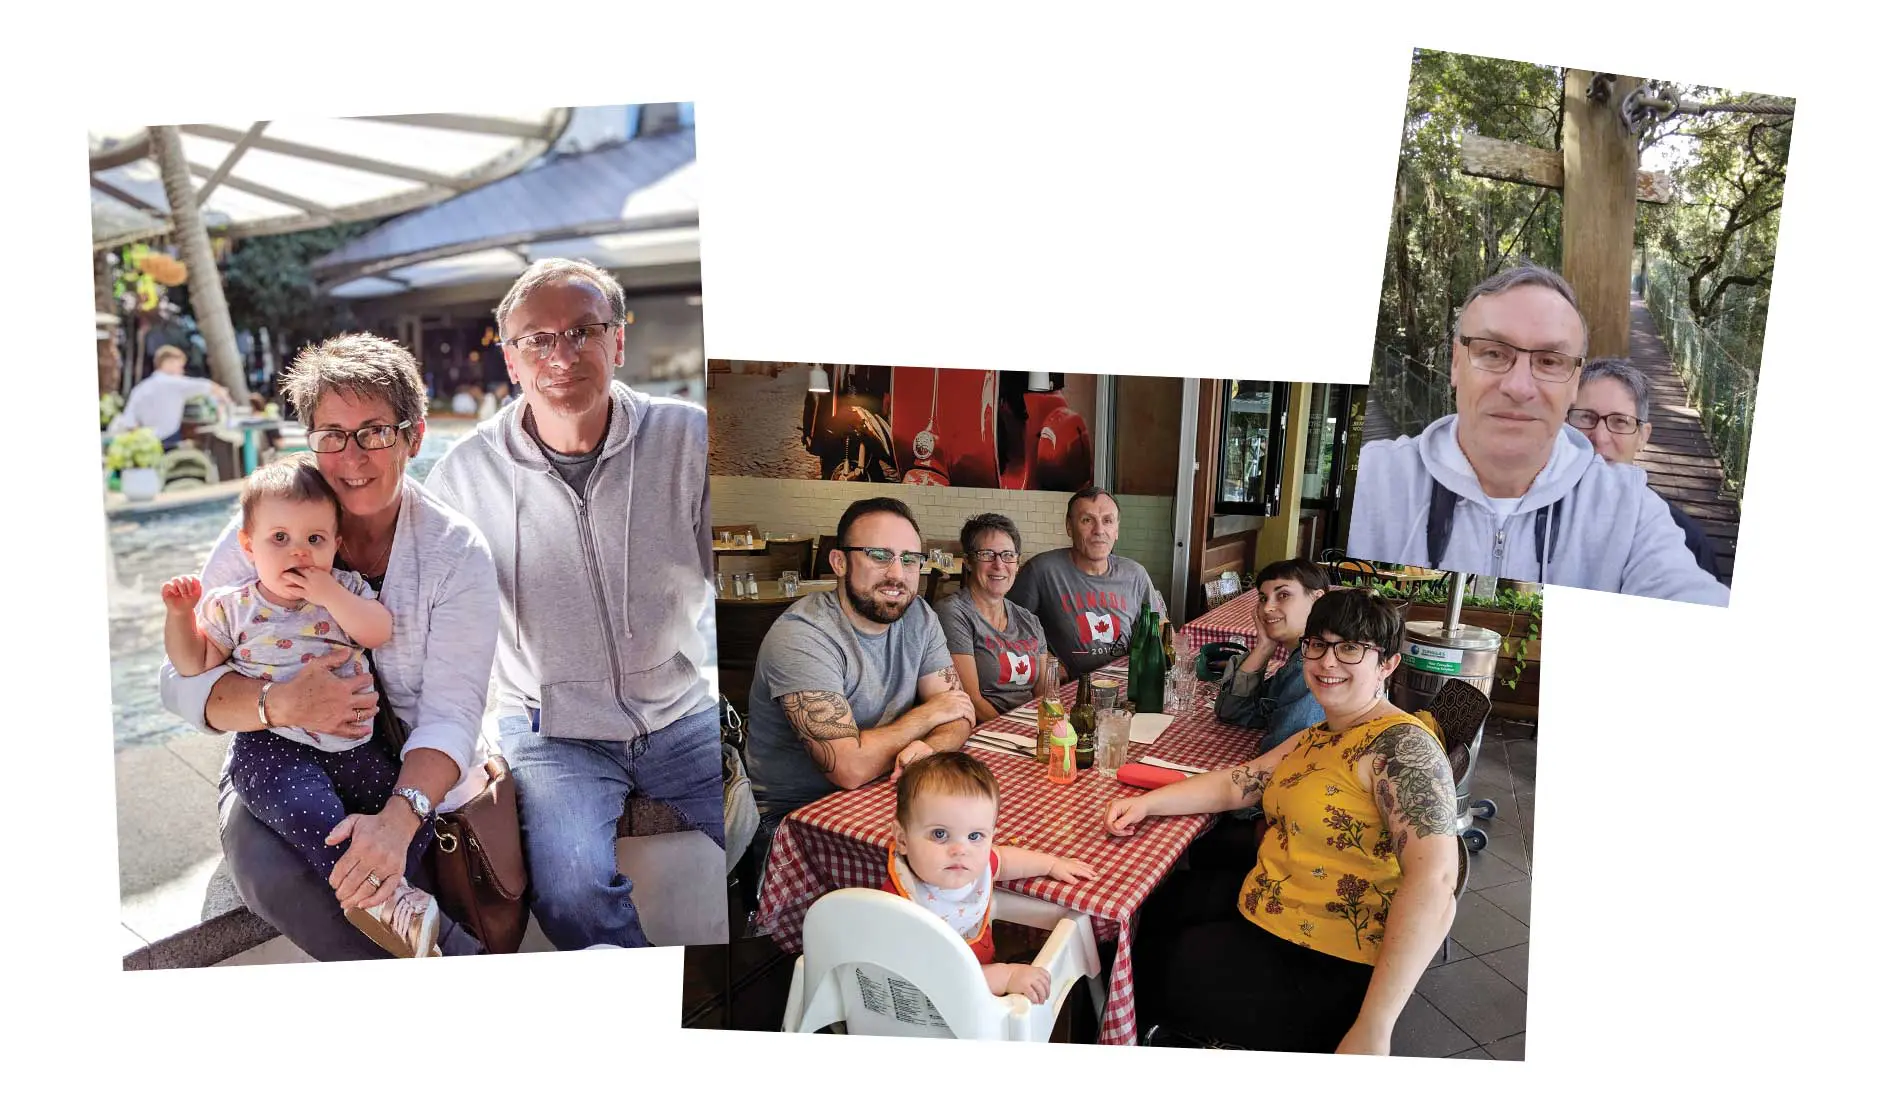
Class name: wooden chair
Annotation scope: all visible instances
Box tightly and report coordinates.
[765,537,813,580]
[713,597,799,717]
[812,535,843,579]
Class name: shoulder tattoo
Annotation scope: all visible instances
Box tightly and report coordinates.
[1367,721,1454,839]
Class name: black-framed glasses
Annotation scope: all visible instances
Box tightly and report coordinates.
[841,546,926,568]
[1457,335,1584,383]
[306,421,413,454]
[500,321,619,362]
[1300,637,1382,665]
[1567,408,1645,435]
[970,549,1020,564]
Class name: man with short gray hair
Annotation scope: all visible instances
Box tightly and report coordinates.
[426,257,721,949]
[1350,263,1728,605]
[1572,358,1717,575]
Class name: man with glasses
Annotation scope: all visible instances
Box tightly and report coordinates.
[1573,358,1718,575]
[744,496,976,867]
[425,257,721,949]
[1350,264,1728,605]
[1009,486,1168,677]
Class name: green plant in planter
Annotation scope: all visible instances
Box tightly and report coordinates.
[105,428,165,472]
[100,392,124,430]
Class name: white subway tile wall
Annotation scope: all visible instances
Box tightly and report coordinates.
[708,476,1177,600]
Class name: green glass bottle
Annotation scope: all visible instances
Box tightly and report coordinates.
[1071,673,1096,770]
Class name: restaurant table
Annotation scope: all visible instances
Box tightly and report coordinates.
[714,578,836,604]
[753,660,1259,1045]
[1180,587,1262,651]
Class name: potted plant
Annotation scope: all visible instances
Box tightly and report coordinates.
[106,428,166,502]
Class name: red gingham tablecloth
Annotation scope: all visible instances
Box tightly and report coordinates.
[753,662,1259,1046]
[1180,588,1262,651]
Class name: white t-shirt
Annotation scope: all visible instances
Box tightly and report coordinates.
[115,372,217,440]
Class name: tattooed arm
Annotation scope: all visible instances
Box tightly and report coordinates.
[1338,721,1460,1055]
[778,669,975,791]
[1104,732,1301,834]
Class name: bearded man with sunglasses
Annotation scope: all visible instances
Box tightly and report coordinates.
[426,258,721,949]
[744,496,976,868]
[1350,264,1728,606]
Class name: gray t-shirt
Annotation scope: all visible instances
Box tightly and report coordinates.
[747,591,953,820]
[524,406,608,497]
[1008,547,1167,678]
[937,591,1046,714]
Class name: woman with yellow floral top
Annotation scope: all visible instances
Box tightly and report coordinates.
[1104,589,1457,1054]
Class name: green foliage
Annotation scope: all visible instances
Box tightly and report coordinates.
[220,221,376,349]
[105,428,165,471]
[99,392,124,429]
[1372,50,1565,436]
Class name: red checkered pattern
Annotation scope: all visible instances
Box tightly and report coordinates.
[1181,588,1261,651]
[753,661,1259,1046]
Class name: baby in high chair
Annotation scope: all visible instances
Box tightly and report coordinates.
[883,752,1097,1003]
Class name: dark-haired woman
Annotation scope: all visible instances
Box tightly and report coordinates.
[1106,590,1458,1053]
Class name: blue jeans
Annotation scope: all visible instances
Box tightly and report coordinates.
[499,707,724,950]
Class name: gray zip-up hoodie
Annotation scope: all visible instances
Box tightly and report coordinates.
[1349,415,1729,607]
[425,382,715,740]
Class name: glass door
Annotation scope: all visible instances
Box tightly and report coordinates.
[1213,380,1289,516]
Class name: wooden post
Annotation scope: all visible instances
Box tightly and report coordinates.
[1561,71,1643,358]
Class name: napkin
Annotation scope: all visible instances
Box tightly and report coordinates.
[1129,713,1174,744]
[1115,763,1188,790]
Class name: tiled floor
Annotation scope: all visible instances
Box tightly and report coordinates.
[686,715,1536,1056]
[1393,715,1533,1061]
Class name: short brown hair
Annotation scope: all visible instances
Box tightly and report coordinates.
[279,333,426,434]
[239,453,341,535]
[152,344,186,368]
[895,752,1000,827]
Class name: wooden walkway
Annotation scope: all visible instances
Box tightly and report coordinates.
[1627,296,1738,587]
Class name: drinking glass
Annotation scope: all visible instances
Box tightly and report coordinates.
[1165,668,1197,716]
[1095,707,1131,777]
[1090,675,1123,711]
[779,571,800,597]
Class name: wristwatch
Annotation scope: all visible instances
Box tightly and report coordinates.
[390,786,433,821]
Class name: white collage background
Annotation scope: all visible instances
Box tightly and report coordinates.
[8,1,1875,1102]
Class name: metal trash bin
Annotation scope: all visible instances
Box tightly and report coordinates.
[1390,619,1502,849]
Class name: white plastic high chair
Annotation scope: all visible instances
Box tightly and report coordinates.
[781,888,1104,1041]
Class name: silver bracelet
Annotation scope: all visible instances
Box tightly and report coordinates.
[257,680,275,729]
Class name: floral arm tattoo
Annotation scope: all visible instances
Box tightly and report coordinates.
[779,691,861,775]
[935,666,965,693]
[1367,722,1456,857]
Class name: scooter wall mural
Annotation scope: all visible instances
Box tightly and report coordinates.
[708,362,1096,490]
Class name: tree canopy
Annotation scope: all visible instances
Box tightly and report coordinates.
[1371,50,1789,435]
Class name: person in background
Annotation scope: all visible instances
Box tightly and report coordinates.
[1572,358,1718,576]
[1214,559,1330,752]
[110,344,231,448]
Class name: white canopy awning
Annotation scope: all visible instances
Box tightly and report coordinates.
[89,111,572,249]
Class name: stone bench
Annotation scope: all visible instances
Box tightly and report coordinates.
[125,794,725,970]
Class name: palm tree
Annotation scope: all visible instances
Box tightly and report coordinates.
[150,125,249,404]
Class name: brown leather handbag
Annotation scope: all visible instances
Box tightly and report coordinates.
[369,659,531,954]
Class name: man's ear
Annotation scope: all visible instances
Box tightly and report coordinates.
[1640,420,1653,449]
